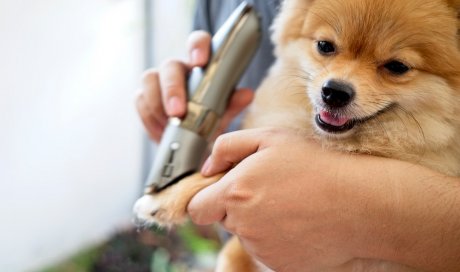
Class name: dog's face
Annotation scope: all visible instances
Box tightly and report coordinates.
[273,0,460,144]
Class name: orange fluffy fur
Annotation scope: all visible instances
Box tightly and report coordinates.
[135,0,460,271]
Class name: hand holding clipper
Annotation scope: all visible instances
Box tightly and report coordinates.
[144,2,261,193]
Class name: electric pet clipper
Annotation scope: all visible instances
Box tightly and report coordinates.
[144,2,261,193]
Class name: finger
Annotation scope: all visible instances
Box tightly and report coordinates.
[187,30,212,67]
[187,174,230,225]
[216,88,254,135]
[202,128,269,176]
[136,93,166,142]
[159,60,188,117]
[141,69,168,127]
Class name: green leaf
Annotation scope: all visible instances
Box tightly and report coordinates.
[177,223,219,254]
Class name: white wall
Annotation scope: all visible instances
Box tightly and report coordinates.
[151,0,195,64]
[0,1,145,271]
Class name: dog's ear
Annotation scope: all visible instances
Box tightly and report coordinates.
[271,0,315,48]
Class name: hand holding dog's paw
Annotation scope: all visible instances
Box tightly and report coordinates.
[133,172,223,228]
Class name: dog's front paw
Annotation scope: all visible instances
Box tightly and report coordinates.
[133,173,223,228]
[133,187,188,227]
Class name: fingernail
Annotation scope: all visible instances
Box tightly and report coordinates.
[167,96,181,116]
[201,157,211,176]
[191,49,203,64]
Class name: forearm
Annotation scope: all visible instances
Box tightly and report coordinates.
[347,155,460,271]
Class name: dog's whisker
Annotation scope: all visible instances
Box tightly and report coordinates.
[394,104,426,144]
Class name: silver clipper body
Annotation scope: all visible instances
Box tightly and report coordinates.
[144,2,261,193]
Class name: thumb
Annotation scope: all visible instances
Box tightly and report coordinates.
[202,128,268,176]
[186,30,211,67]
[189,129,268,224]
[189,128,276,225]
[187,173,230,225]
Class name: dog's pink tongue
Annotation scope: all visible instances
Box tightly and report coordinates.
[320,111,349,126]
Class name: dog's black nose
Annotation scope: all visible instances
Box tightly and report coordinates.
[321,80,355,108]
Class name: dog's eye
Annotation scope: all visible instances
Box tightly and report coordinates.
[384,61,410,75]
[317,41,336,55]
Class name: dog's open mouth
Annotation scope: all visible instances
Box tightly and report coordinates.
[315,110,355,133]
[315,104,396,134]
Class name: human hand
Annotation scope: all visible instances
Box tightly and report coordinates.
[136,30,254,142]
[187,127,460,272]
[187,128,361,271]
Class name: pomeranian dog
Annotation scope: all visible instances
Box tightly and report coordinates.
[134,0,460,271]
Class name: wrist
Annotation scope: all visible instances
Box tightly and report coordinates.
[347,156,460,271]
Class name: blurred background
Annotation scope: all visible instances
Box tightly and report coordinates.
[0,0,220,271]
